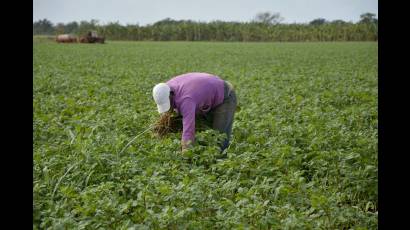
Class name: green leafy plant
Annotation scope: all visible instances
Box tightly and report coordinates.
[34,41,378,229]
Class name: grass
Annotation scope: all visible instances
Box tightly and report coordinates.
[33,35,56,43]
[33,41,378,229]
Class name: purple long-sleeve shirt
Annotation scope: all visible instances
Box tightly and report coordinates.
[166,72,225,143]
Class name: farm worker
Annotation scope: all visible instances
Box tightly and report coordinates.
[152,72,237,152]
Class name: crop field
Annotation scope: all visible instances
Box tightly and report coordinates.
[33,41,378,229]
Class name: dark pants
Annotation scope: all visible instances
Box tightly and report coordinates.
[207,81,237,151]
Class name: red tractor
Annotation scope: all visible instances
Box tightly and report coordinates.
[79,31,105,44]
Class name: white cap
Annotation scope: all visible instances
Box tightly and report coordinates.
[152,83,171,113]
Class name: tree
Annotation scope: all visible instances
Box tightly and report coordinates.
[254,12,283,25]
[153,18,178,26]
[359,13,377,24]
[65,21,79,34]
[78,19,99,36]
[33,14,378,42]
[55,23,65,35]
[33,19,54,35]
[330,20,347,25]
[309,18,327,26]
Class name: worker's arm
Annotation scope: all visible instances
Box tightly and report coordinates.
[179,99,196,151]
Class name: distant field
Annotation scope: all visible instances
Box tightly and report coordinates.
[33,35,56,43]
[33,41,378,229]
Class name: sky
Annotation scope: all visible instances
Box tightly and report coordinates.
[33,0,378,25]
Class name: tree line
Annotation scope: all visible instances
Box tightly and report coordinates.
[33,12,378,42]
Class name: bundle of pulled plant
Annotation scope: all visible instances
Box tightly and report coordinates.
[152,111,183,137]
[152,111,214,138]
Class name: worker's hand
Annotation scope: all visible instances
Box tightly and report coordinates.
[181,140,193,152]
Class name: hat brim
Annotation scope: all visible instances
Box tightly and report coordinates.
[157,99,170,113]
